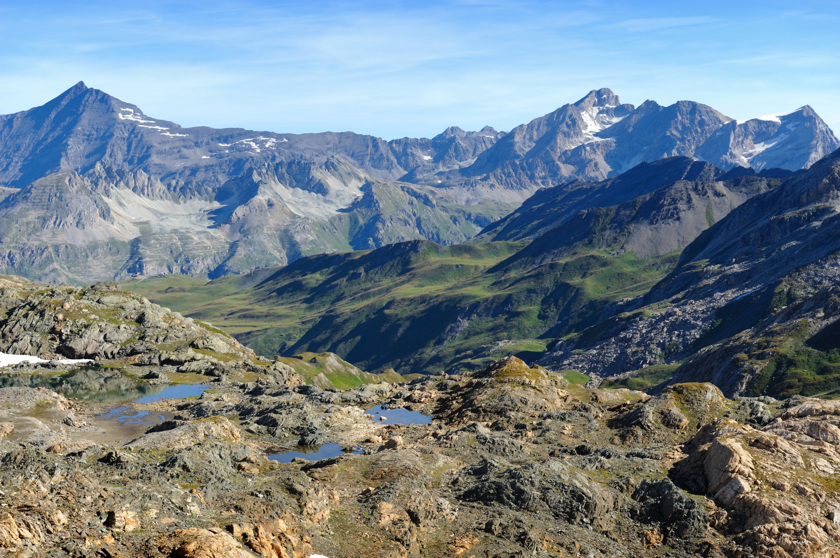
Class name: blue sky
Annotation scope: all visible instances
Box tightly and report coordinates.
[1,0,838,139]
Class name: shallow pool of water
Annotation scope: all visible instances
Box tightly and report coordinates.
[365,405,432,425]
[0,368,160,403]
[99,383,211,425]
[133,383,210,404]
[266,443,361,464]
[98,407,167,427]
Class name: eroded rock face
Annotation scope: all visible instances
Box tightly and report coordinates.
[672,400,840,558]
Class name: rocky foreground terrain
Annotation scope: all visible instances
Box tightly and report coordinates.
[0,274,840,557]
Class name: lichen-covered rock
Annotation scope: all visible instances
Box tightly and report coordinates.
[674,410,840,557]
[127,416,242,450]
[433,356,573,423]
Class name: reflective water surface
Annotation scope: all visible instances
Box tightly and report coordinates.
[365,405,432,425]
[267,443,362,464]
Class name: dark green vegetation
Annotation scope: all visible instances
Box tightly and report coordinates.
[747,346,840,399]
[126,239,678,376]
[741,311,840,399]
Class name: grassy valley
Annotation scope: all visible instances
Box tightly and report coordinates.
[126,239,678,376]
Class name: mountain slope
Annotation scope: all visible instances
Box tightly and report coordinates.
[123,156,778,375]
[544,148,840,397]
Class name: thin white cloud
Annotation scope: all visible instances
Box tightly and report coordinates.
[610,16,719,33]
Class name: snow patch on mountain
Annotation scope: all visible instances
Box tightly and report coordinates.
[0,352,91,367]
[118,108,189,139]
[579,105,626,145]
[228,137,285,154]
[736,112,787,125]
[118,108,156,125]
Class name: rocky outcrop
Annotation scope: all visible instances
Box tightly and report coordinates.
[4,334,840,558]
[0,276,257,372]
[432,356,573,423]
[672,399,840,557]
[156,528,260,558]
[126,416,242,450]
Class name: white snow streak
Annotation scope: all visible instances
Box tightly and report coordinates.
[736,112,788,125]
[117,107,189,139]
[0,352,91,368]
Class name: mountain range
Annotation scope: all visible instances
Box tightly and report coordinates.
[124,151,837,396]
[0,82,837,283]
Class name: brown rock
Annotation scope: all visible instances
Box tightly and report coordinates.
[126,416,242,450]
[158,527,259,558]
[751,434,805,467]
[704,439,754,506]
[640,529,663,548]
[104,510,139,532]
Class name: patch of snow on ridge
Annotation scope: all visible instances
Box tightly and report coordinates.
[117,108,156,125]
[579,105,627,145]
[736,112,788,125]
[0,352,91,368]
[118,108,189,138]
[736,132,788,164]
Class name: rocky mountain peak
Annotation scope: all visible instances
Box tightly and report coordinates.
[0,84,837,283]
[52,81,90,100]
[575,88,622,109]
[437,126,466,139]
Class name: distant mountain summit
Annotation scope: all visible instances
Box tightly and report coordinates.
[698,105,838,171]
[447,89,838,190]
[0,83,836,283]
